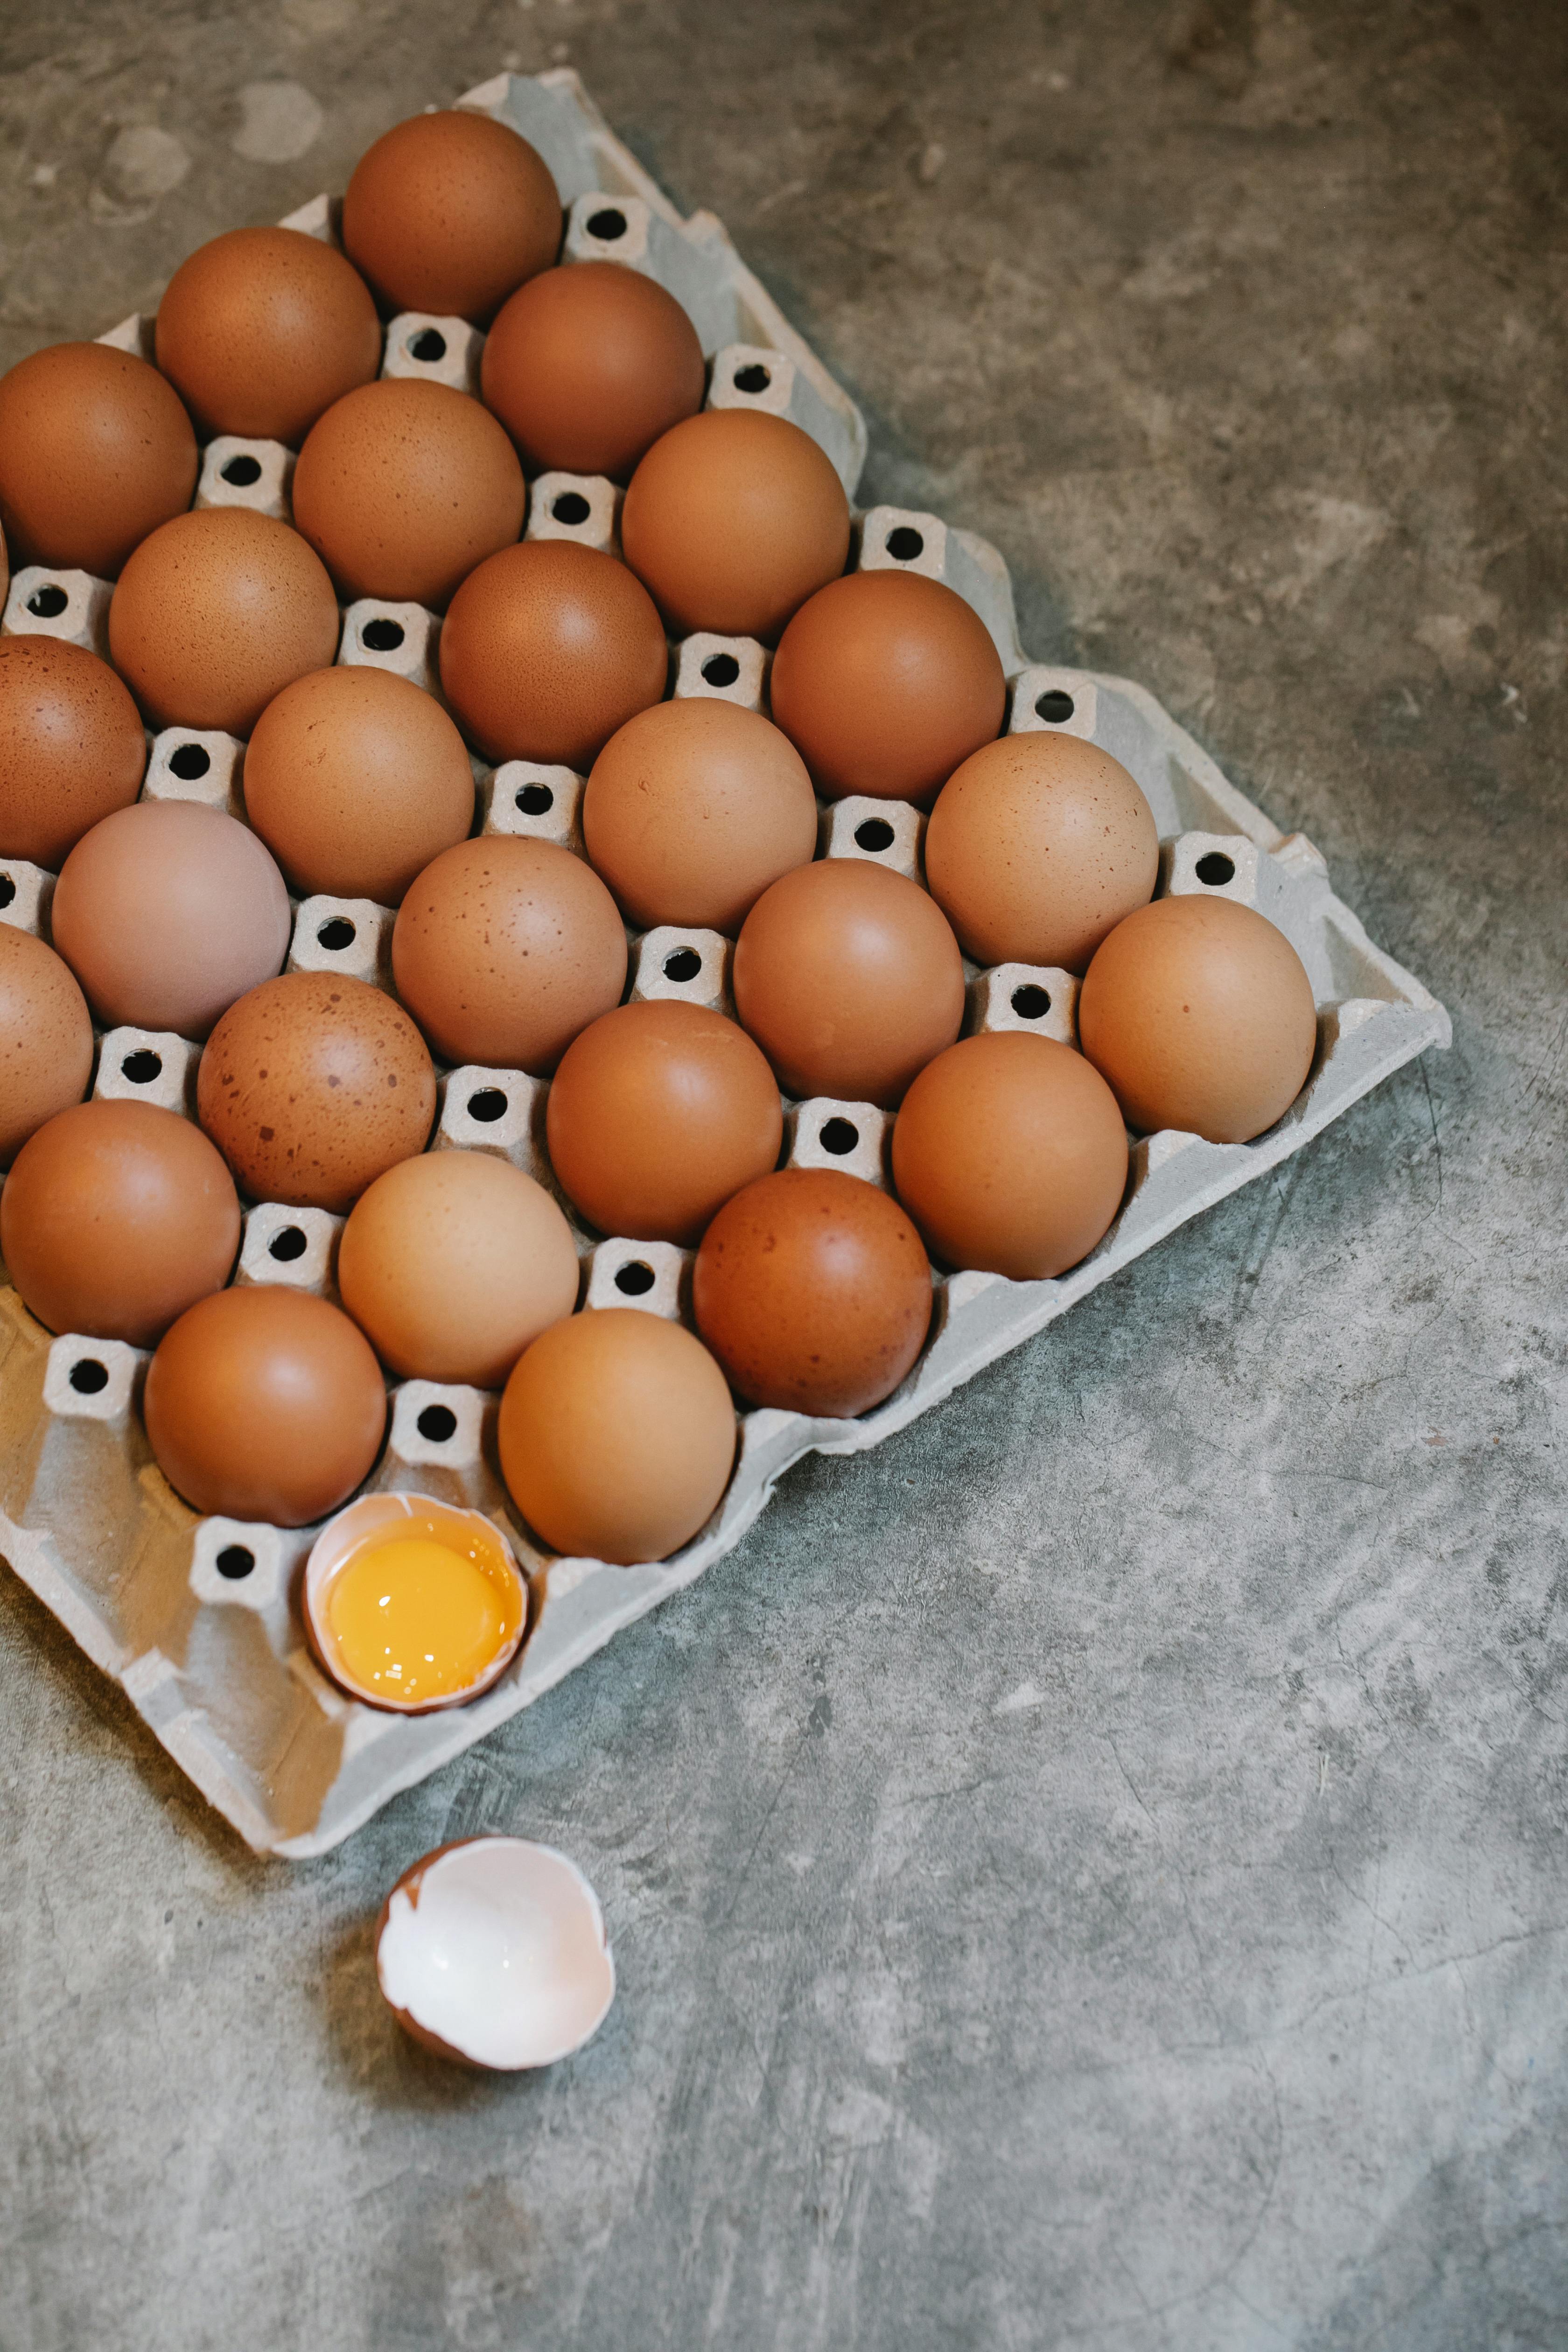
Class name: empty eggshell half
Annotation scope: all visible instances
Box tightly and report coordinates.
[376,1836,615,2071]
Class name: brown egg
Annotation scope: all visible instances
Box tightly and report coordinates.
[0,343,197,578]
[243,666,475,904]
[343,112,562,327]
[108,508,341,736]
[925,733,1159,973]
[546,1001,783,1246]
[145,1285,387,1526]
[198,971,437,1211]
[1079,895,1319,1143]
[155,227,381,448]
[621,411,850,644]
[338,1149,579,1388]
[733,859,965,1109]
[498,1309,735,1563]
[1,1099,240,1346]
[0,637,146,869]
[439,541,667,770]
[693,1168,932,1418]
[770,570,1006,808]
[892,1034,1128,1280]
[582,699,818,934]
[292,379,525,611]
[481,263,704,484]
[51,801,291,1040]
[0,926,94,1168]
[392,836,626,1075]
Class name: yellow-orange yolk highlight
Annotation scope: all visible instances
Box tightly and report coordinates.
[325,1533,522,1704]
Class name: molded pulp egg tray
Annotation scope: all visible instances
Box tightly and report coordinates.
[0,69,1450,1857]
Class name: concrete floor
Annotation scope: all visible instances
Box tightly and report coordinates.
[2,2,1565,2345]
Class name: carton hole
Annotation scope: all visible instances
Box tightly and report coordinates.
[0,875,16,910]
[168,742,211,780]
[360,618,405,653]
[551,491,591,525]
[1034,688,1075,723]
[614,1260,656,1296]
[220,455,262,487]
[700,652,740,687]
[216,1544,255,1580]
[819,1117,859,1155]
[416,1403,458,1442]
[69,1358,109,1395]
[1195,852,1236,886]
[734,363,772,393]
[268,1225,308,1263]
[1010,983,1051,1020]
[885,527,924,562]
[465,1087,508,1123]
[27,585,68,619]
[316,917,357,951]
[587,207,626,240]
[121,1048,163,1084]
[515,782,554,815]
[662,947,702,983]
[854,818,895,852]
[408,328,447,363]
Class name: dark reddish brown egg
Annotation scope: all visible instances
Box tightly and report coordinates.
[392,835,626,1074]
[769,570,1005,808]
[0,342,197,578]
[546,1001,783,1245]
[0,637,146,869]
[693,1168,932,1418]
[0,926,94,1168]
[343,112,561,325]
[144,1285,387,1526]
[1,1099,240,1346]
[733,858,965,1109]
[155,227,381,448]
[621,411,850,644]
[481,262,704,483]
[438,540,666,769]
[108,508,341,736]
[198,970,437,1211]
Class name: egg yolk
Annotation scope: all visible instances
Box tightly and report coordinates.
[325,1533,521,1704]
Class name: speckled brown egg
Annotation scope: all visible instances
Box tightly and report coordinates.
[145,1285,387,1526]
[924,732,1159,973]
[0,925,93,1168]
[1078,894,1320,1143]
[0,637,147,869]
[733,858,966,1109]
[693,1168,932,1419]
[51,800,291,1040]
[769,570,1005,808]
[155,226,381,448]
[481,263,704,483]
[892,1033,1129,1280]
[438,540,666,770]
[343,112,562,327]
[108,508,341,735]
[197,970,437,1211]
[0,342,197,578]
[392,835,626,1074]
[546,1001,784,1246]
[582,699,818,934]
[621,411,850,644]
[1,1099,240,1346]
[292,379,525,611]
[243,665,475,904]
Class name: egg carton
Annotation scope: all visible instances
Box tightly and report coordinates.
[0,70,1449,1856]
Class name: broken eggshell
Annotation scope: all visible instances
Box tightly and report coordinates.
[376,1836,616,2071]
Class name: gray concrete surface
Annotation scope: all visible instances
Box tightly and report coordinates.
[2,2,1565,2345]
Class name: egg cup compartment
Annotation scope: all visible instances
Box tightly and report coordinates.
[966,964,1081,1048]
[194,436,294,524]
[524,470,621,557]
[584,1237,691,1321]
[236,1202,344,1298]
[628,924,732,1014]
[671,631,771,714]
[286,893,396,989]
[92,1025,200,1116]
[337,598,441,696]
[188,1516,299,1640]
[142,726,246,820]
[478,760,585,850]
[1008,666,1099,742]
[381,312,485,397]
[784,1098,893,1189]
[433,1065,552,1188]
[0,859,55,938]
[1,564,112,658]
[819,795,927,882]
[373,1381,508,1515]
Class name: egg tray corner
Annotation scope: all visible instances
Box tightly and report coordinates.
[0,69,1449,1857]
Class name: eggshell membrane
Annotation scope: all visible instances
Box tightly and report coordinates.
[1,1099,240,1347]
[0,928,95,1168]
[693,1167,932,1419]
[770,570,1006,808]
[145,1285,387,1527]
[1078,895,1320,1144]
[0,637,147,870]
[582,699,818,934]
[338,1151,580,1388]
[392,835,627,1076]
[243,665,476,905]
[482,262,704,483]
[924,732,1159,974]
[292,378,525,611]
[51,800,291,1041]
[439,540,666,770]
[108,508,341,736]
[546,1001,784,1246]
[154,226,381,448]
[198,970,437,1211]
[733,858,965,1109]
[498,1308,735,1564]
[0,342,197,578]
[343,112,562,327]
[621,410,851,644]
[892,1033,1129,1280]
